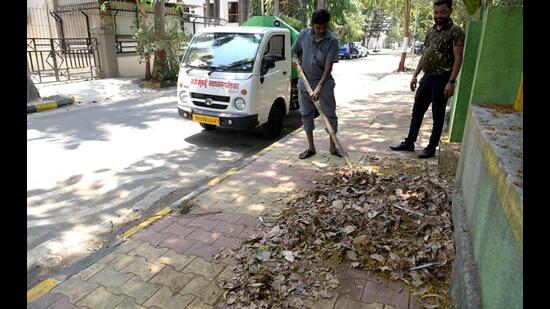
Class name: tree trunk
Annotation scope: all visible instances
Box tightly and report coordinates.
[274,0,280,16]
[27,65,40,103]
[153,0,167,82]
[398,0,410,72]
[317,0,326,10]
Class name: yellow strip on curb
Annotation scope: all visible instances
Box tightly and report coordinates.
[469,113,523,249]
[36,102,58,112]
[27,278,58,303]
[119,206,173,240]
[207,167,239,188]
[514,73,523,112]
[257,143,277,157]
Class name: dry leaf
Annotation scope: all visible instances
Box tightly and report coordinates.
[370,254,385,263]
[346,250,358,261]
[342,225,357,235]
[282,251,295,262]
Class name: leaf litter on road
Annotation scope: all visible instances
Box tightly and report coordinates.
[215,155,455,308]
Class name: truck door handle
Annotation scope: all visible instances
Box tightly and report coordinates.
[283,71,287,75]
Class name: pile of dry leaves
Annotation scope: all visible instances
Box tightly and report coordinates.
[216,156,455,308]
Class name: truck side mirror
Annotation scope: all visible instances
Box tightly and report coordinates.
[261,58,276,76]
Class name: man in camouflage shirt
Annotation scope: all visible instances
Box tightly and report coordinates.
[391,0,465,158]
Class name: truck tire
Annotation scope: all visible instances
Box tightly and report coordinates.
[264,104,283,140]
[200,123,217,131]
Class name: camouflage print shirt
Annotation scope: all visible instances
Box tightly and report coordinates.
[422,18,465,73]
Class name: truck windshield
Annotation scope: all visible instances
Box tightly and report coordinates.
[182,32,263,73]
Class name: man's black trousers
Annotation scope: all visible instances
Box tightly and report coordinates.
[405,72,451,149]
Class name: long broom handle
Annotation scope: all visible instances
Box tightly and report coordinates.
[294,61,354,169]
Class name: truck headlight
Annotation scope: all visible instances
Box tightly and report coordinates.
[179,91,188,102]
[234,97,246,110]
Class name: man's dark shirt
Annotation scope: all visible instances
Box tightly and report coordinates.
[422,18,465,73]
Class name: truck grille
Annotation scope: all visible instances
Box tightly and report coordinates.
[190,93,230,103]
[192,101,228,110]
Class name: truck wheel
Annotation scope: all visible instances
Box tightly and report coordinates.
[264,105,283,140]
[200,123,217,131]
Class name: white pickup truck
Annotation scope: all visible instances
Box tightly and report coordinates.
[177,16,299,139]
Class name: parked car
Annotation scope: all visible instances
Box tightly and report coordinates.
[339,42,360,59]
[354,42,368,57]
[414,42,423,54]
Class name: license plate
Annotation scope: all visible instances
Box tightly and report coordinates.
[192,114,220,126]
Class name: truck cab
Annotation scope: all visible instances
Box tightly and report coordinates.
[177,17,299,139]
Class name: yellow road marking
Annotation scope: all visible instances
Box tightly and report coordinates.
[119,207,173,240]
[27,278,58,303]
[36,102,58,112]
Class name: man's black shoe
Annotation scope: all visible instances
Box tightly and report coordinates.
[389,142,415,151]
[418,147,436,159]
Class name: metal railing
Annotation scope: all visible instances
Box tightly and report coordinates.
[27,37,102,83]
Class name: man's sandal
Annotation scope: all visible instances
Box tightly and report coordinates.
[299,149,316,160]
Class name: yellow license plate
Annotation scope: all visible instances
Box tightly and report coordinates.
[192,114,220,126]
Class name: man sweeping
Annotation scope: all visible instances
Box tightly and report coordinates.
[292,9,341,160]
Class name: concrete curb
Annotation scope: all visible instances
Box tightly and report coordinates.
[27,96,74,114]
[466,108,523,249]
[450,185,482,309]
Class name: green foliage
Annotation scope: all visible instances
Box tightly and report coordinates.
[279,15,305,32]
[159,23,188,81]
[134,21,155,63]
[100,1,110,13]
[385,16,403,46]
[134,19,188,82]
[379,0,471,48]
[245,0,476,48]
[250,0,263,17]
[256,0,365,41]
[330,0,366,42]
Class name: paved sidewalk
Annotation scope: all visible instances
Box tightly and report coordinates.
[33,77,175,110]
[28,72,437,309]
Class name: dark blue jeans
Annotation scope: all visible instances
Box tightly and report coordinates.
[405,72,451,149]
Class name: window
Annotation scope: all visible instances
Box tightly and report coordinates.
[228,2,239,23]
[183,33,264,73]
[263,35,285,61]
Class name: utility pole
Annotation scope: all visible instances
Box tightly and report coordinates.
[317,0,326,10]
